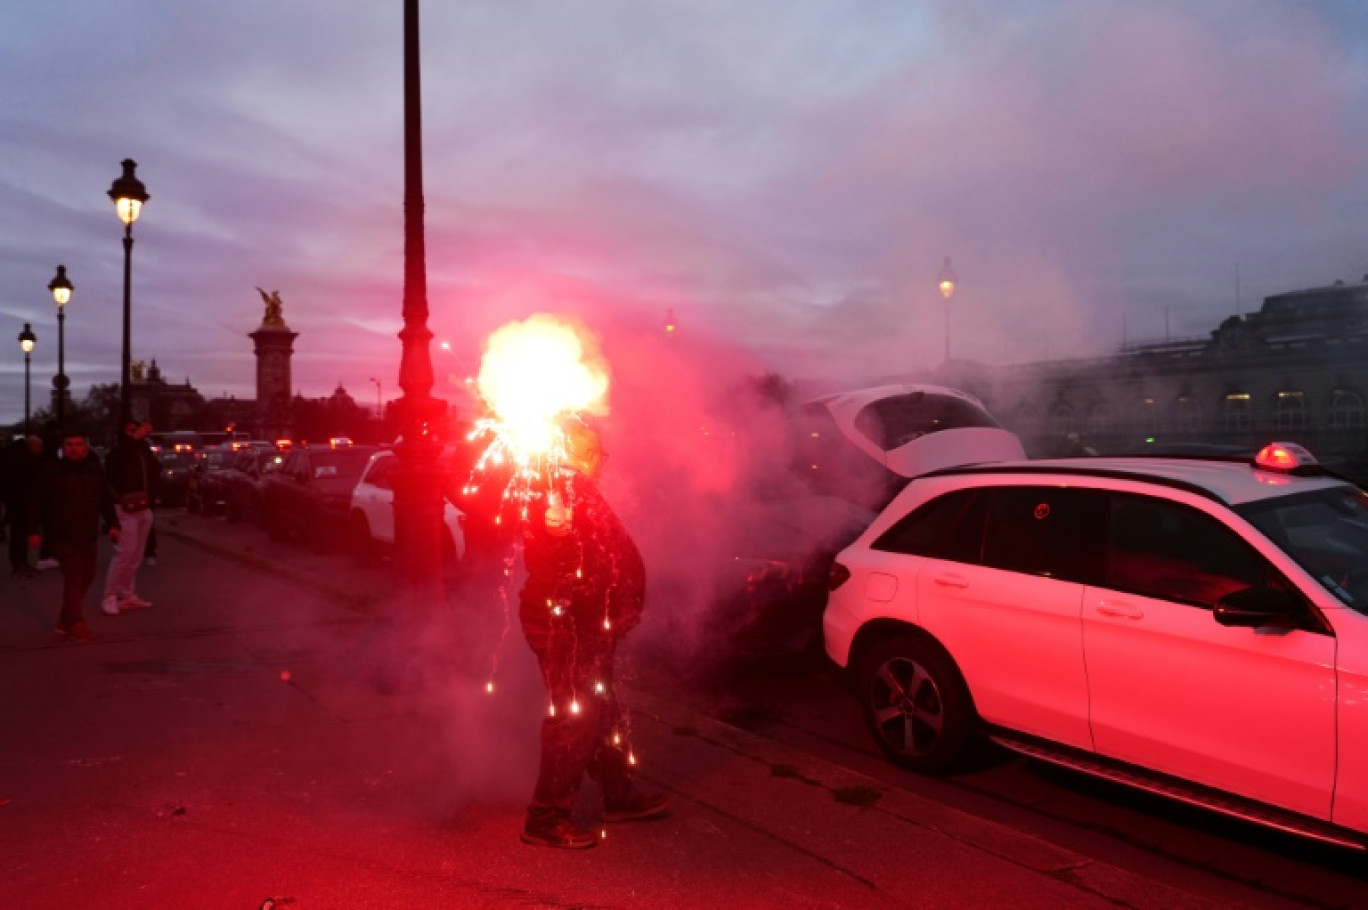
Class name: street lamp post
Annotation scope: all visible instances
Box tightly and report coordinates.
[370,376,382,421]
[48,265,73,433]
[107,159,149,420]
[17,323,36,434]
[937,257,957,363]
[393,0,448,608]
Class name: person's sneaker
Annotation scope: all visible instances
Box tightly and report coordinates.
[34,558,59,571]
[101,595,121,616]
[120,594,153,610]
[602,790,671,823]
[144,557,157,567]
[54,621,94,642]
[520,815,599,849]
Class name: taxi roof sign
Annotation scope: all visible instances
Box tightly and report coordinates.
[1254,441,1319,474]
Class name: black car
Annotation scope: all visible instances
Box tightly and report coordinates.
[186,444,236,515]
[155,451,193,507]
[260,444,379,548]
[222,449,286,526]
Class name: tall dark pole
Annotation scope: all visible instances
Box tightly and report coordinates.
[56,308,66,429]
[937,257,956,365]
[120,224,133,416]
[108,159,149,422]
[18,323,36,435]
[49,265,73,434]
[394,0,448,607]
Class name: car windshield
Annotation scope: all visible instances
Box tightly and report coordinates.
[1236,484,1368,614]
[159,453,190,469]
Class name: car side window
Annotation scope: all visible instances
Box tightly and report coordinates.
[871,489,987,563]
[1106,494,1270,608]
[369,458,395,490]
[981,487,1106,584]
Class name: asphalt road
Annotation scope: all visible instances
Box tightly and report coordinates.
[0,508,1358,909]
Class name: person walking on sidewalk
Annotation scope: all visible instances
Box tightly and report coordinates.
[2,435,45,577]
[517,418,668,850]
[101,417,159,615]
[28,431,119,641]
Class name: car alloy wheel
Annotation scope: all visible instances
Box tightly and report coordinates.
[855,633,976,773]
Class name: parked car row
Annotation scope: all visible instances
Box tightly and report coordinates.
[157,442,467,569]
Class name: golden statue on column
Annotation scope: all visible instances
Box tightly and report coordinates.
[256,287,285,328]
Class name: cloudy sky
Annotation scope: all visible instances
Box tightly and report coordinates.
[4,0,1368,427]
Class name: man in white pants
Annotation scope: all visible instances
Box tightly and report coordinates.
[101,418,158,616]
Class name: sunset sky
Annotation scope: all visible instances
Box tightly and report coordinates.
[5,0,1368,428]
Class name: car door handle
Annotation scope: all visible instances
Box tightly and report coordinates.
[1096,601,1144,620]
[932,574,969,589]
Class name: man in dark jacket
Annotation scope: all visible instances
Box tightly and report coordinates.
[517,419,668,849]
[28,431,119,641]
[3,435,44,577]
[101,417,159,615]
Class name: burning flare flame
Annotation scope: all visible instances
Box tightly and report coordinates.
[474,314,609,466]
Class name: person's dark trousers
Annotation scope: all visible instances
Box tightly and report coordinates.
[5,505,29,571]
[524,625,635,818]
[50,540,97,627]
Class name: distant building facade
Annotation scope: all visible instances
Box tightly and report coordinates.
[956,277,1368,467]
[129,359,207,430]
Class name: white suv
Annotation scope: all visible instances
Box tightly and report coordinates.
[348,450,467,567]
[823,442,1368,849]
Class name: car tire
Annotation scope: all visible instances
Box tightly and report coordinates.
[854,632,977,773]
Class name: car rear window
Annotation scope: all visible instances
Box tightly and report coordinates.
[853,391,1001,451]
[872,489,987,563]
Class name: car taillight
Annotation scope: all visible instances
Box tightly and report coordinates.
[828,561,851,591]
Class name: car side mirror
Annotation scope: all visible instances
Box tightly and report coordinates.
[1214,586,1300,629]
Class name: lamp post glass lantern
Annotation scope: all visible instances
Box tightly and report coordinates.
[108,158,149,419]
[18,322,36,434]
[48,264,73,431]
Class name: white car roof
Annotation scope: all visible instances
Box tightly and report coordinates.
[935,455,1353,507]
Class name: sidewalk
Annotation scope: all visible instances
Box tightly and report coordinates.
[0,515,1263,909]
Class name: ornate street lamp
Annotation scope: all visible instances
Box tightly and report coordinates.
[48,264,73,433]
[108,159,149,419]
[393,0,448,607]
[17,323,36,434]
[937,257,957,363]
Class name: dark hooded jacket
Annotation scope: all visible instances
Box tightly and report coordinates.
[104,434,161,500]
[30,453,119,543]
